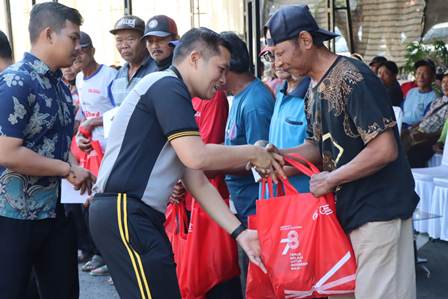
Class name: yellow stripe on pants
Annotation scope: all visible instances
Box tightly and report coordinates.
[117,193,147,299]
[122,194,152,299]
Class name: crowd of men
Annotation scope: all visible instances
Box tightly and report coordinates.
[0,2,434,299]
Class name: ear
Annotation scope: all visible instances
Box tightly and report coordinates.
[188,50,201,69]
[298,31,313,49]
[41,27,55,44]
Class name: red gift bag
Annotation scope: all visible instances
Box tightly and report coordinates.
[178,177,240,298]
[246,215,277,299]
[256,154,356,299]
[165,201,188,268]
[165,178,240,299]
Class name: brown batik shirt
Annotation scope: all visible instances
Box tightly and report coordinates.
[305,56,419,232]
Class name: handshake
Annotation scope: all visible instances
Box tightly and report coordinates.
[247,140,286,183]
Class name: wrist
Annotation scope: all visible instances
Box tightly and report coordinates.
[326,170,340,190]
[231,223,247,240]
[63,161,72,178]
[250,145,263,163]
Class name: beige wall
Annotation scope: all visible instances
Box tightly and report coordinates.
[0,0,244,67]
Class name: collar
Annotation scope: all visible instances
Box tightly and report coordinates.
[24,52,63,80]
[156,53,173,71]
[169,65,184,82]
[122,54,152,72]
[281,76,311,98]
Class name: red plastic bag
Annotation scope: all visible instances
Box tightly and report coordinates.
[165,201,188,268]
[79,140,103,176]
[246,215,277,299]
[256,154,356,299]
[178,177,239,298]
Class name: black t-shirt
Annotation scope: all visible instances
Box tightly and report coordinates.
[385,80,404,107]
[305,56,419,232]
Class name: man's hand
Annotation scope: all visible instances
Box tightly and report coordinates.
[169,181,186,204]
[433,142,444,154]
[66,165,96,195]
[310,171,336,197]
[236,229,267,273]
[76,134,92,152]
[249,143,285,182]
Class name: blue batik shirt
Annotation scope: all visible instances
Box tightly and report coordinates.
[225,79,274,224]
[0,52,74,220]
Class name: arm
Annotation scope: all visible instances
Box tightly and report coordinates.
[0,136,70,177]
[171,136,283,176]
[182,168,266,272]
[0,136,95,194]
[278,140,322,165]
[310,128,398,197]
[80,117,103,132]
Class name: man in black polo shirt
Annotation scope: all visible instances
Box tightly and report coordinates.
[265,5,419,299]
[89,28,282,299]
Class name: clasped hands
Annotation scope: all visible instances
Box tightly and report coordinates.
[251,141,336,197]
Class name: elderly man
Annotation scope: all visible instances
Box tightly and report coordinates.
[109,15,157,106]
[265,5,419,299]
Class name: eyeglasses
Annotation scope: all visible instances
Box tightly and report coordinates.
[260,51,274,63]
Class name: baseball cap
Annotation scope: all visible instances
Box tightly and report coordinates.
[143,15,178,39]
[110,15,145,35]
[369,56,387,66]
[265,5,338,46]
[79,32,93,48]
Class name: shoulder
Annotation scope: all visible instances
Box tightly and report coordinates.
[245,79,274,103]
[406,87,419,96]
[138,73,189,102]
[102,65,118,77]
[0,67,33,96]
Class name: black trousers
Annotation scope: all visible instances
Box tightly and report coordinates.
[65,203,97,255]
[0,214,79,299]
[90,193,181,299]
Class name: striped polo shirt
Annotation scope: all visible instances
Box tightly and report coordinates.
[108,56,158,106]
[94,67,200,213]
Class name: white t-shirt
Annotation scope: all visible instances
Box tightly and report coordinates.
[76,64,117,150]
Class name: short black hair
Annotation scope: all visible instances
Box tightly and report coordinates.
[220,31,250,74]
[173,27,231,64]
[414,59,435,74]
[29,2,83,43]
[369,56,387,66]
[0,30,12,60]
[379,60,398,75]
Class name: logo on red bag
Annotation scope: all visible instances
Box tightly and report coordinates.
[319,204,333,216]
[281,230,299,255]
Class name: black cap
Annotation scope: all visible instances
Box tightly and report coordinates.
[143,15,178,39]
[369,56,387,66]
[110,15,145,35]
[265,5,338,46]
[79,32,93,48]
